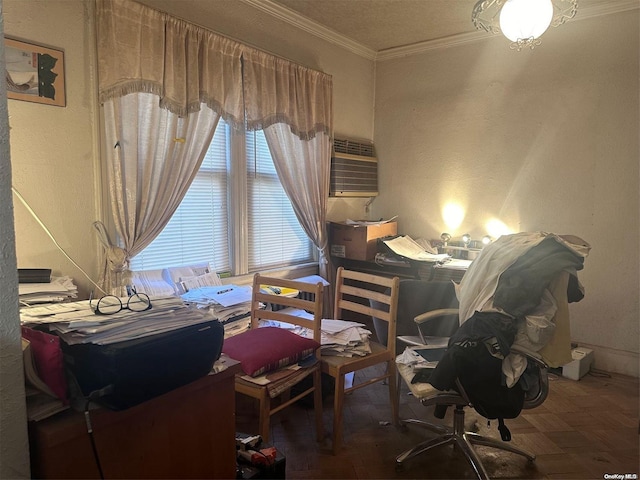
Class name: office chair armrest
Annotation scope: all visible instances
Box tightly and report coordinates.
[413,308,459,325]
[510,345,548,370]
[509,345,549,409]
[413,308,459,347]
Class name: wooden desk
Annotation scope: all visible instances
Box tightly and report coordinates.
[332,256,420,279]
[332,256,467,283]
[29,358,242,479]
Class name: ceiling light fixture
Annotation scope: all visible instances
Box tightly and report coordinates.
[472,0,578,50]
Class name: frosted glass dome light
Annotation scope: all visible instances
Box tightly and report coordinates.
[499,0,554,42]
[472,0,578,50]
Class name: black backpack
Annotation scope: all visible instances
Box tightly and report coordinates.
[430,340,525,441]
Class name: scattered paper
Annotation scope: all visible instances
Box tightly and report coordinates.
[435,258,472,270]
[383,235,450,262]
[345,215,398,226]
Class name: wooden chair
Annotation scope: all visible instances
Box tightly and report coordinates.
[321,267,400,454]
[224,273,325,443]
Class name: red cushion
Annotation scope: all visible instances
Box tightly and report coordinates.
[222,327,320,377]
[21,326,68,403]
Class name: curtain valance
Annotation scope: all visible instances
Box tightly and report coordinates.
[242,48,333,140]
[96,0,332,138]
[97,0,244,124]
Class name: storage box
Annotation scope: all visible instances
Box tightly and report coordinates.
[329,221,397,261]
[562,347,594,380]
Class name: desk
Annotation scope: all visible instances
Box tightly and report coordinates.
[29,358,242,479]
[332,256,467,283]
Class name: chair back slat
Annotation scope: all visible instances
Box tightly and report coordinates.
[333,267,400,353]
[250,273,324,343]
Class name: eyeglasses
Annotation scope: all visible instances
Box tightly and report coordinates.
[89,289,152,315]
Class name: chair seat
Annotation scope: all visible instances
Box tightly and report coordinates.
[236,360,319,399]
[396,358,453,399]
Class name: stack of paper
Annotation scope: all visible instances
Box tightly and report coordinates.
[180,284,252,323]
[20,296,216,345]
[320,319,372,357]
[24,386,68,421]
[345,216,398,226]
[383,236,450,262]
[257,312,372,357]
[19,276,78,305]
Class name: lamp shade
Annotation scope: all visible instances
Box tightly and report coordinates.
[499,0,554,42]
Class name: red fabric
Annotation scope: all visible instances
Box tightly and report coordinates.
[222,327,319,377]
[21,326,68,403]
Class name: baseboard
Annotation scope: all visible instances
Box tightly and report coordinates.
[574,342,639,378]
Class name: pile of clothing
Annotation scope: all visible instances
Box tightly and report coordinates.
[430,231,590,423]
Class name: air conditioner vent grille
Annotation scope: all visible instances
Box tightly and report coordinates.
[330,137,378,197]
[333,138,375,157]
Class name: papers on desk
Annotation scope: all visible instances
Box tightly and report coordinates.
[383,236,450,262]
[20,296,216,345]
[434,258,472,270]
[182,285,251,307]
[19,276,78,305]
[180,284,252,323]
[345,216,398,227]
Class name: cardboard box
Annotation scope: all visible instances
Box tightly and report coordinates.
[562,347,594,380]
[329,221,397,261]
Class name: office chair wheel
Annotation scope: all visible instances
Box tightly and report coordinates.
[395,462,405,472]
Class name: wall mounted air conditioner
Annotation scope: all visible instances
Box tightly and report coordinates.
[330,138,378,197]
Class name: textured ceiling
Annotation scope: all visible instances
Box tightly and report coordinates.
[269,0,478,52]
[138,0,631,56]
[266,0,607,52]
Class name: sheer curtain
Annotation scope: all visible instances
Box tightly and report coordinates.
[97,95,220,295]
[96,0,244,294]
[242,49,333,282]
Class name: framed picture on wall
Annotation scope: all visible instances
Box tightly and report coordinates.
[4,37,66,107]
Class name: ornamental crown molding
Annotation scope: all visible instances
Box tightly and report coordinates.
[240,0,639,61]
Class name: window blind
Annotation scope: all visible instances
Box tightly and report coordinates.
[130,121,313,274]
[129,121,229,272]
[246,130,313,271]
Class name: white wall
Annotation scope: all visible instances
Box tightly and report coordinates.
[374,11,639,376]
[5,0,101,299]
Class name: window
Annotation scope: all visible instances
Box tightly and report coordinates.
[129,120,314,275]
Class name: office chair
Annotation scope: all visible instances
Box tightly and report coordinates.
[321,267,400,454]
[222,274,325,443]
[395,325,549,480]
[394,231,588,479]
